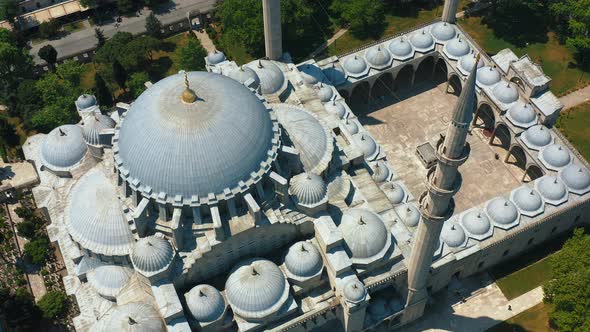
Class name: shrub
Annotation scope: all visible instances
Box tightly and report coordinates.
[38,19,60,39]
[38,290,68,320]
[24,237,50,265]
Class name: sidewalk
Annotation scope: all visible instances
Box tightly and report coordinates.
[560,84,590,110]
[193,29,215,53]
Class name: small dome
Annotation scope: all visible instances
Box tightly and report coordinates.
[540,144,571,169]
[76,94,97,110]
[41,125,87,171]
[343,55,368,75]
[441,222,466,248]
[323,64,346,85]
[318,84,334,102]
[477,66,501,86]
[185,285,225,323]
[284,241,323,278]
[512,187,543,212]
[343,279,366,303]
[493,82,519,104]
[372,161,390,183]
[299,64,323,85]
[87,264,133,299]
[246,60,285,94]
[397,203,420,227]
[410,29,434,50]
[445,37,470,57]
[559,164,590,193]
[388,37,413,58]
[289,173,327,206]
[342,118,358,134]
[536,176,567,202]
[93,302,164,332]
[461,210,491,236]
[228,66,261,89]
[485,197,519,225]
[507,102,536,128]
[522,125,552,149]
[431,22,456,41]
[82,114,116,146]
[225,258,288,319]
[207,50,226,65]
[353,133,377,159]
[459,54,484,73]
[365,46,392,68]
[130,235,174,275]
[382,182,405,204]
[326,100,346,118]
[339,209,389,259]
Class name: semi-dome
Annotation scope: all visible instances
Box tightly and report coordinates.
[512,187,543,213]
[430,22,456,41]
[93,302,164,332]
[299,64,323,85]
[397,203,420,227]
[441,222,466,248]
[246,60,285,94]
[459,53,484,73]
[365,45,392,68]
[507,102,536,128]
[410,29,434,50]
[485,197,519,225]
[114,71,279,205]
[536,176,568,202]
[275,104,333,174]
[343,55,368,75]
[388,37,413,59]
[185,284,225,323]
[522,125,552,150]
[284,241,323,278]
[382,182,405,204]
[323,63,347,85]
[227,66,261,89]
[477,66,501,86]
[41,125,87,171]
[342,118,358,134]
[130,235,174,275]
[87,264,134,299]
[326,99,347,119]
[540,144,571,170]
[225,258,289,319]
[343,279,366,303]
[207,50,226,65]
[460,210,491,236]
[559,164,590,193]
[318,84,334,102]
[444,37,470,58]
[289,173,327,206]
[339,209,389,259]
[82,114,116,146]
[372,161,390,183]
[493,82,519,104]
[65,168,134,256]
[76,94,97,110]
[353,133,378,159]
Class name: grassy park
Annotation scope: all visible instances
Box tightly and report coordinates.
[493,257,553,300]
[487,303,555,332]
[556,102,590,162]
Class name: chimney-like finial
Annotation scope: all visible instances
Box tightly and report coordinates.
[181,71,197,103]
[128,317,137,325]
[58,128,66,136]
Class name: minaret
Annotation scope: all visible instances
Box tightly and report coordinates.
[262,0,282,60]
[442,0,459,23]
[404,55,480,322]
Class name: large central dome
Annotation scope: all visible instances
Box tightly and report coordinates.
[114,72,279,204]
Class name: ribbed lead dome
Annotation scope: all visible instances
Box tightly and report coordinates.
[365,46,392,68]
[87,264,134,299]
[66,168,134,256]
[299,64,323,85]
[343,55,368,75]
[318,84,334,102]
[559,164,590,193]
[326,100,346,119]
[493,82,519,104]
[353,133,378,159]
[388,37,413,59]
[536,176,568,202]
[485,197,519,225]
[372,161,390,183]
[430,22,456,41]
[342,118,358,134]
[459,53,484,73]
[540,144,571,170]
[397,203,420,227]
[207,50,226,65]
[115,72,278,203]
[289,173,327,206]
[461,210,491,236]
[323,64,346,85]
[444,37,470,58]
[92,302,164,332]
[382,182,405,204]
[339,209,389,259]
[477,66,501,86]
[228,66,261,89]
[83,114,116,146]
[343,279,366,303]
[522,125,552,150]
[512,186,543,212]
[246,60,285,95]
[410,29,434,50]
[130,235,174,275]
[441,222,466,248]
[284,241,323,278]
[41,125,87,171]
[507,102,536,128]
[185,284,225,323]
[225,258,289,319]
[76,94,97,110]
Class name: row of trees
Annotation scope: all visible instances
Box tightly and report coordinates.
[0,287,69,328]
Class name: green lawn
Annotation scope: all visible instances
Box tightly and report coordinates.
[493,256,553,300]
[487,303,554,332]
[556,102,590,162]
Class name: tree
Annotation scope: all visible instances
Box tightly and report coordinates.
[32,73,80,132]
[485,0,548,47]
[37,291,68,320]
[16,220,37,239]
[145,12,163,38]
[117,0,134,15]
[38,19,61,39]
[0,288,40,328]
[544,228,590,331]
[56,60,85,86]
[80,0,97,8]
[0,0,18,24]
[550,0,590,67]
[24,237,50,265]
[113,59,128,89]
[38,45,58,68]
[15,80,42,125]
[144,0,167,9]
[94,74,113,107]
[0,31,33,106]
[127,71,149,98]
[94,27,107,48]
[178,36,207,71]
[0,115,19,150]
[331,0,385,39]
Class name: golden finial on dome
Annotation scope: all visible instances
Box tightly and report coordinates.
[181,71,197,103]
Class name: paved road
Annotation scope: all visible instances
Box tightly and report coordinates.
[29,0,217,64]
[560,84,590,110]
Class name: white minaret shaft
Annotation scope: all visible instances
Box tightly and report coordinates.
[262,0,283,60]
[442,0,459,23]
[405,55,480,311]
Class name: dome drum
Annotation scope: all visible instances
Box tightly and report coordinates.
[510,185,545,218]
